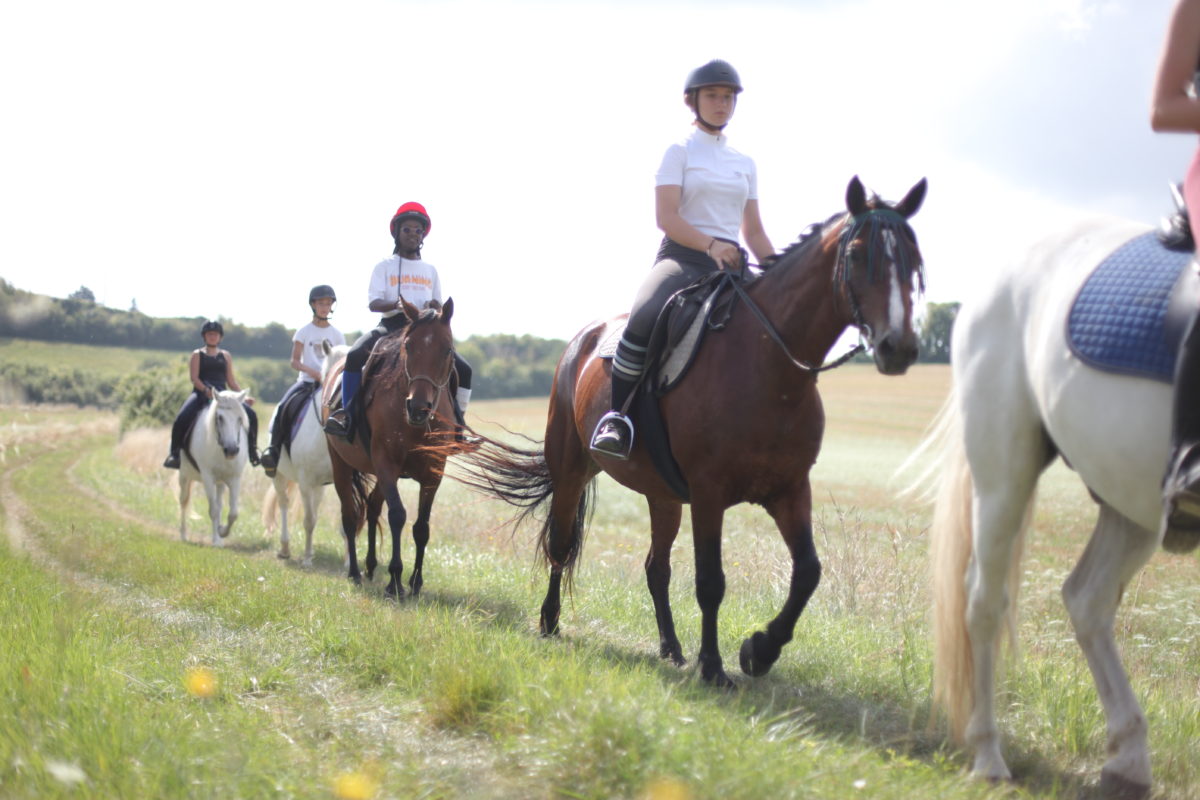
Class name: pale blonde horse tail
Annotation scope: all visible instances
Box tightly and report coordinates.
[928,388,1031,745]
[260,481,293,534]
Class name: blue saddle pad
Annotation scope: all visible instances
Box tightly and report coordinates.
[1066,231,1191,383]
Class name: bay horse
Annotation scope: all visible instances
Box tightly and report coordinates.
[922,215,1192,796]
[455,176,927,686]
[178,389,249,545]
[321,298,456,596]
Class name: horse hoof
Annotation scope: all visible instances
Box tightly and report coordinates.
[277,551,289,560]
[301,558,313,568]
[739,632,775,678]
[660,643,686,667]
[349,574,362,586]
[702,668,736,690]
[539,616,560,637]
[1098,769,1150,800]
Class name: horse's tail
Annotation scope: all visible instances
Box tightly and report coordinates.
[429,432,595,583]
[348,470,375,533]
[927,387,1029,745]
[260,480,294,534]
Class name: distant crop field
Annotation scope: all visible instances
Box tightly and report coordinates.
[0,336,279,379]
[2,364,1198,799]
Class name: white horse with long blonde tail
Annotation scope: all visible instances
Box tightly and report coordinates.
[179,389,250,545]
[261,344,348,566]
[923,215,1192,798]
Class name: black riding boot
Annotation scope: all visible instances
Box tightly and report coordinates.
[589,373,637,459]
[246,405,260,466]
[1162,311,1200,551]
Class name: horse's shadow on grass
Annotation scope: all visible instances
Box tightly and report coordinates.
[261,542,1103,798]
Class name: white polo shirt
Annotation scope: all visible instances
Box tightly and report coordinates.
[655,127,758,242]
[367,255,443,318]
[292,322,345,383]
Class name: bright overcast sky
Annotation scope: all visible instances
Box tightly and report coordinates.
[0,0,1193,339]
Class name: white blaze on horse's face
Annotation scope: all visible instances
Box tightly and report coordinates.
[213,392,246,459]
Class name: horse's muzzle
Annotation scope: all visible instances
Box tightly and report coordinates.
[406,399,432,427]
[872,330,919,376]
[224,446,240,459]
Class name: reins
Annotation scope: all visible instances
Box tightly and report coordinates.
[726,273,865,373]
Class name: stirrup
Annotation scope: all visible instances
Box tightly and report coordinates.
[589,411,634,459]
[323,411,351,439]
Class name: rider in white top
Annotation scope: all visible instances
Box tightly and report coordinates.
[368,254,443,316]
[590,59,775,459]
[259,285,345,475]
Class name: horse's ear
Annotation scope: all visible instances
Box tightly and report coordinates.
[401,296,421,323]
[441,297,454,324]
[321,340,332,356]
[895,177,928,219]
[846,176,867,216]
[235,389,248,403]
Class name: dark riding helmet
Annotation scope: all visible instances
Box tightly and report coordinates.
[308,284,337,304]
[200,319,224,338]
[684,59,743,94]
[389,202,432,239]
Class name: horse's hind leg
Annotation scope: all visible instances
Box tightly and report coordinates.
[1063,504,1156,795]
[365,484,384,580]
[645,497,685,665]
[407,477,441,597]
[739,481,819,678]
[963,420,1048,781]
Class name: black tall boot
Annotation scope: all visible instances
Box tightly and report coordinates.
[589,372,637,459]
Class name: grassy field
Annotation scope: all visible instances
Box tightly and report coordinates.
[2,364,1199,799]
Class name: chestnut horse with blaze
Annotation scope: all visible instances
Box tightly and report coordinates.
[321,297,458,597]
[455,177,927,686]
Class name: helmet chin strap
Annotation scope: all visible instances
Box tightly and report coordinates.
[695,114,726,132]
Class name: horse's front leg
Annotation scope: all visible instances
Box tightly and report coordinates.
[220,477,240,540]
[740,481,820,678]
[203,476,223,547]
[1063,505,1156,796]
[408,477,441,598]
[645,497,685,665]
[379,474,407,599]
[300,484,324,568]
[178,474,192,542]
[690,499,731,688]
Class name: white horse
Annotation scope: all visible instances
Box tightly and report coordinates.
[923,215,1192,797]
[179,389,250,545]
[262,345,348,565]
[262,344,384,568]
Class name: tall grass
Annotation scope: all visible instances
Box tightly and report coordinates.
[2,364,1199,797]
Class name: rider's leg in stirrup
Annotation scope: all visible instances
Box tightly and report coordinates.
[590,332,645,459]
[325,369,360,439]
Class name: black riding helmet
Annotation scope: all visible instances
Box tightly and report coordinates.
[308,284,337,304]
[201,319,224,338]
[684,59,742,131]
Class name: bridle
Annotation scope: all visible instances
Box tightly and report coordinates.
[402,335,454,428]
[727,206,919,374]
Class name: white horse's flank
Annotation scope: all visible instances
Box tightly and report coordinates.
[262,344,348,566]
[927,215,1172,795]
[179,389,250,545]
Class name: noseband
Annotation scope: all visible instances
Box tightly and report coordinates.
[402,341,454,427]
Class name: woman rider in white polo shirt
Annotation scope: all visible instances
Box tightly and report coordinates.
[590,59,776,459]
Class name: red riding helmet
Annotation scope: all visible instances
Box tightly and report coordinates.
[390,202,431,238]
